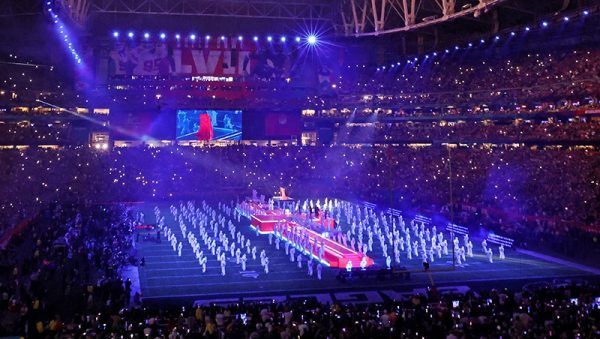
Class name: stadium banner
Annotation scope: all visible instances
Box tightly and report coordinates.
[109,39,300,78]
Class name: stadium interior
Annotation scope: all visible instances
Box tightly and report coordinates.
[0,0,599,337]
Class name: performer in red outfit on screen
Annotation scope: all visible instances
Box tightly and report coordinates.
[196,113,214,141]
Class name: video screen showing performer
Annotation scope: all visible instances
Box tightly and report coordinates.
[176,109,242,141]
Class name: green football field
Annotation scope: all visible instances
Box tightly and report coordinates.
[132,201,596,304]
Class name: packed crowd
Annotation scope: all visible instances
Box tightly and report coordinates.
[2,44,600,116]
[325,48,600,114]
[337,120,600,143]
[0,204,136,337]
[0,145,598,253]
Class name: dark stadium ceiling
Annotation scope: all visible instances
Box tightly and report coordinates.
[0,0,597,38]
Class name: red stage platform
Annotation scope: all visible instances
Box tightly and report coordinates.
[278,222,375,268]
[242,199,374,269]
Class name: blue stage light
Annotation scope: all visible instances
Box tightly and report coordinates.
[190,34,196,40]
[295,36,301,42]
[307,35,317,45]
[525,27,530,31]
[583,10,589,15]
[113,31,119,38]
[510,32,515,36]
[238,36,243,41]
[205,35,211,40]
[253,36,259,42]
[267,36,272,42]
[495,36,500,40]
[175,34,181,40]
[160,33,166,40]
[281,36,286,42]
[542,21,549,27]
[480,39,485,43]
[563,16,569,22]
[128,32,134,38]
[468,42,473,47]
[144,32,150,39]
[220,36,225,41]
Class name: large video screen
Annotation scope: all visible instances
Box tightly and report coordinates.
[176,110,242,141]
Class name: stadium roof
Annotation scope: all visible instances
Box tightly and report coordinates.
[0,0,597,38]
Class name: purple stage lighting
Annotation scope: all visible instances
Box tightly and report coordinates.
[307,35,317,45]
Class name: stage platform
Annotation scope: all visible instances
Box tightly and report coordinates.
[245,200,365,268]
[133,202,598,306]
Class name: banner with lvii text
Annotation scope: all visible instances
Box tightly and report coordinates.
[108,39,300,78]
